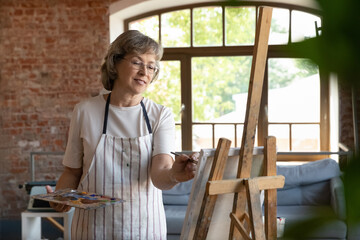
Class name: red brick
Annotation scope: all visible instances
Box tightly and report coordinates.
[25,9,35,15]
[10,129,22,135]
[36,9,48,15]
[13,9,23,16]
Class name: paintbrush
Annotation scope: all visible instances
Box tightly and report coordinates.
[171,152,198,164]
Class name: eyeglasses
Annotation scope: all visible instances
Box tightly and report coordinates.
[122,58,159,75]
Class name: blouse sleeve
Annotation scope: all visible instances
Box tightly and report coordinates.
[152,106,176,156]
[62,104,84,169]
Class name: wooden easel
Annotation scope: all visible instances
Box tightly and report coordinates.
[192,136,283,240]
[229,6,274,239]
[189,6,284,240]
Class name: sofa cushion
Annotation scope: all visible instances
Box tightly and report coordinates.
[164,205,187,234]
[162,194,190,205]
[163,179,193,195]
[277,181,330,206]
[162,179,194,205]
[277,205,347,239]
[330,177,347,220]
[347,222,360,240]
[277,158,340,189]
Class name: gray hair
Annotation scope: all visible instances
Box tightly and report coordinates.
[101,30,163,90]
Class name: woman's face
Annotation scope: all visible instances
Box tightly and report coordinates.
[114,52,157,96]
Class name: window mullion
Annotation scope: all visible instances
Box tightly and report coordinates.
[222,5,225,46]
[320,69,330,151]
[181,55,193,150]
[190,8,193,47]
[158,14,162,44]
[289,9,292,43]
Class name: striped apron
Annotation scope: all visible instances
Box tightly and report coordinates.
[71,93,167,239]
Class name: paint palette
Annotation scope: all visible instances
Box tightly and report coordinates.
[31,188,125,210]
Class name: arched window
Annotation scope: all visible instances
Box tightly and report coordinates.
[111,1,337,161]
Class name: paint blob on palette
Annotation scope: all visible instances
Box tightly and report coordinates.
[32,188,125,209]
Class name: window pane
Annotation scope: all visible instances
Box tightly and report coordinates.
[215,124,236,148]
[235,124,258,148]
[193,7,222,46]
[192,56,252,122]
[161,10,190,47]
[291,10,321,42]
[269,8,289,45]
[225,6,255,46]
[268,58,320,122]
[269,124,290,151]
[236,124,244,148]
[144,61,181,122]
[129,15,159,42]
[193,124,213,151]
[292,124,320,151]
[145,60,182,150]
[175,124,182,151]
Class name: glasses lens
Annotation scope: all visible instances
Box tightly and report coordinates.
[147,65,158,74]
[127,59,158,75]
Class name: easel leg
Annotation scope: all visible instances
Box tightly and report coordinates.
[229,6,273,239]
[246,179,265,240]
[193,138,232,240]
[264,136,277,240]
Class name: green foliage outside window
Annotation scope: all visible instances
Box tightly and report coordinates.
[269,58,319,89]
[161,10,191,47]
[135,6,320,124]
[192,56,251,121]
[193,7,223,46]
[144,61,181,122]
[225,7,255,45]
[129,15,159,42]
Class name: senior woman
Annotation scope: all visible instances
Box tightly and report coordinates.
[47,30,198,239]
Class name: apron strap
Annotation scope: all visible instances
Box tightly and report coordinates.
[102,93,111,134]
[141,100,153,134]
[102,93,152,134]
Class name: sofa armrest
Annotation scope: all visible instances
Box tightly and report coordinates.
[330,176,346,220]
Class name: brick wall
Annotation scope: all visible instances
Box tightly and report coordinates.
[339,85,354,149]
[339,84,360,150]
[0,0,115,218]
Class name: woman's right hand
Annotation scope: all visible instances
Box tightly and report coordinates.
[45,185,72,212]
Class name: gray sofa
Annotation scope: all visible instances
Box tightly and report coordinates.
[162,158,350,239]
[277,158,347,239]
[163,178,194,240]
